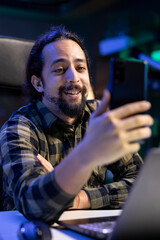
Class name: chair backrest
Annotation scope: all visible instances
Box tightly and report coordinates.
[0,36,34,128]
[0,36,34,211]
[0,36,35,87]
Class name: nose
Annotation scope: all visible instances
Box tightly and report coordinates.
[66,66,79,83]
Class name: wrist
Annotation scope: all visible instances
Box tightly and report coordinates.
[78,190,91,209]
[76,194,80,209]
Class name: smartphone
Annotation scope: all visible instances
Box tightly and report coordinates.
[108,58,148,109]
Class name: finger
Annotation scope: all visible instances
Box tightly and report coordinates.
[37,154,47,163]
[125,142,141,153]
[37,154,54,172]
[120,114,154,131]
[126,127,152,142]
[37,155,52,172]
[110,101,151,119]
[92,90,110,118]
[38,158,53,172]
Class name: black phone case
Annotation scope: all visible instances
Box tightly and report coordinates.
[108,58,148,109]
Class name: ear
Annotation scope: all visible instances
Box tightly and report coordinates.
[31,75,44,93]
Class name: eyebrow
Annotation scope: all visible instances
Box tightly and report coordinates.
[50,58,87,68]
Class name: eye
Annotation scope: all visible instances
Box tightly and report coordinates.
[77,66,86,72]
[53,67,65,74]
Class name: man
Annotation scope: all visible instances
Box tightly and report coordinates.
[0,25,153,223]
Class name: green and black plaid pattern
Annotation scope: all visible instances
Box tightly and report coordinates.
[0,100,143,223]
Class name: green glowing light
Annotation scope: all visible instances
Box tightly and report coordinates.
[151,50,160,62]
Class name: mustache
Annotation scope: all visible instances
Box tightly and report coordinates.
[43,84,87,103]
[59,84,82,93]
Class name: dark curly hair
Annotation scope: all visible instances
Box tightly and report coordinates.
[23,25,91,102]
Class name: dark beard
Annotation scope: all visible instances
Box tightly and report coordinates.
[44,84,87,118]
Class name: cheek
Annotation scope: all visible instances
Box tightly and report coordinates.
[82,73,90,85]
[84,78,90,91]
[44,81,60,96]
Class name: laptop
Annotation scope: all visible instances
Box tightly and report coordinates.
[57,148,160,240]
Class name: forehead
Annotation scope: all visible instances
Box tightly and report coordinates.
[42,39,86,63]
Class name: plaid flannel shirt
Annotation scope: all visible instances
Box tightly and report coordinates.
[0,100,143,223]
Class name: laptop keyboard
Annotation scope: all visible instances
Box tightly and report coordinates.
[57,216,118,240]
[78,220,116,234]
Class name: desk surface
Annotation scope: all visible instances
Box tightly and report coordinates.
[0,209,121,240]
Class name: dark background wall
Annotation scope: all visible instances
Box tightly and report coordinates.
[0,0,160,156]
[0,0,160,93]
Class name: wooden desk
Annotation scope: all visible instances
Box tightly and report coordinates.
[0,209,121,240]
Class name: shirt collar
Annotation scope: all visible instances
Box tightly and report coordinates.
[36,100,58,130]
[35,100,94,130]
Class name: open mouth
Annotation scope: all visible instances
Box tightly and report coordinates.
[64,90,81,95]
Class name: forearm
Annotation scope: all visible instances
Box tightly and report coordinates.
[0,122,75,223]
[54,140,95,196]
[3,144,92,221]
[16,171,75,223]
[85,153,143,209]
[85,179,133,209]
[37,154,92,210]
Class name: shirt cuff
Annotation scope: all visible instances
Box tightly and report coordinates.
[84,187,110,209]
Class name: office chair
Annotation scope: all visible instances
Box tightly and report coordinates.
[0,36,34,211]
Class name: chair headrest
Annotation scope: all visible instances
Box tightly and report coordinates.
[0,36,34,88]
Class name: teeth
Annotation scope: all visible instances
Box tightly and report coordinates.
[65,91,79,95]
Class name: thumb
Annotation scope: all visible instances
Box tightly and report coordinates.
[92,90,110,118]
